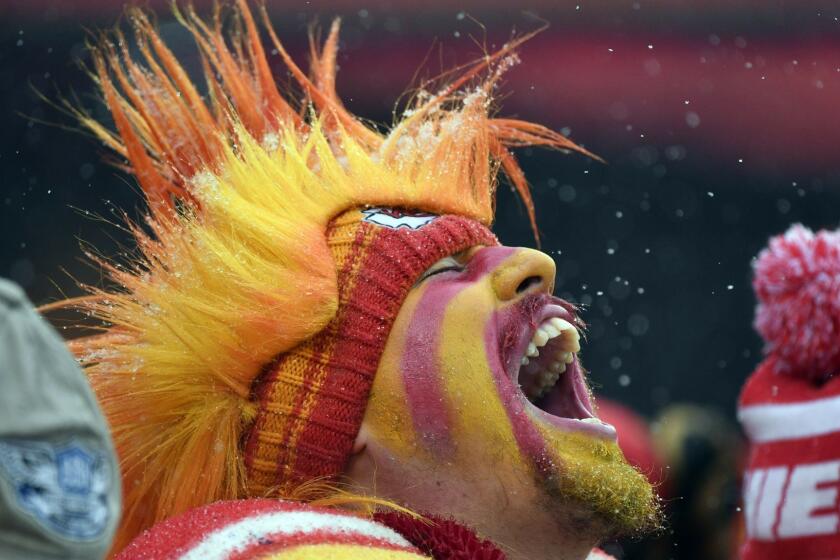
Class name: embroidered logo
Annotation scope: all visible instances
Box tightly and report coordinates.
[0,439,112,541]
[361,208,437,230]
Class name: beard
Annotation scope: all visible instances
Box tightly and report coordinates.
[539,430,663,539]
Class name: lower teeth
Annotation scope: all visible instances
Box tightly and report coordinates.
[523,369,562,400]
[549,361,566,373]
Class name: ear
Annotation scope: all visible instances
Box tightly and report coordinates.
[343,422,377,494]
[352,423,370,455]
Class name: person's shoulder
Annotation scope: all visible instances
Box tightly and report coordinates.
[0,278,27,310]
[117,499,430,559]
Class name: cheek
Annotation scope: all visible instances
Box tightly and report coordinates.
[365,292,425,458]
[435,286,530,466]
[367,279,517,463]
[366,279,466,460]
[397,281,464,458]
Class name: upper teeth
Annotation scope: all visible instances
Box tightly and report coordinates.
[527,342,539,357]
[519,317,582,401]
[528,318,580,357]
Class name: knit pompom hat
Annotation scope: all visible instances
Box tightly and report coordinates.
[738,224,840,560]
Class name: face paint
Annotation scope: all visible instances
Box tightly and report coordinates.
[398,283,459,460]
[371,247,515,460]
[362,246,659,535]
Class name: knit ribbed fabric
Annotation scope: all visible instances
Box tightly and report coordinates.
[738,363,840,559]
[244,208,497,494]
[115,499,428,559]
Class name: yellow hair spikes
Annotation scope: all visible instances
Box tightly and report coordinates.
[69,1,594,550]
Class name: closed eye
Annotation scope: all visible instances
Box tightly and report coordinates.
[416,256,465,284]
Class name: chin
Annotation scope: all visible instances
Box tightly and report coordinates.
[488,293,662,537]
[541,430,661,538]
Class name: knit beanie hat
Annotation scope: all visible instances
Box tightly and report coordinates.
[738,224,840,559]
[244,208,496,495]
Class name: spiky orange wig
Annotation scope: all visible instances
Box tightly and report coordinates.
[66,0,592,551]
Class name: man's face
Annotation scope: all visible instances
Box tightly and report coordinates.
[350,245,658,542]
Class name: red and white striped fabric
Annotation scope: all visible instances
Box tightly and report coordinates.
[115,498,620,559]
[738,362,840,559]
[116,499,428,560]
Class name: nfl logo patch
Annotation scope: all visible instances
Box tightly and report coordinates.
[0,439,112,541]
[361,208,438,230]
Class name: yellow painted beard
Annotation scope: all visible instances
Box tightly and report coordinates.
[536,429,662,537]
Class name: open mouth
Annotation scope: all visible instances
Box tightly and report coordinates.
[500,295,617,440]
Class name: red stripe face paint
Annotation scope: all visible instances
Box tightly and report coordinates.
[398,247,517,459]
[356,245,659,540]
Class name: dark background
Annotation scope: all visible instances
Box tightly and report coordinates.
[2,0,840,426]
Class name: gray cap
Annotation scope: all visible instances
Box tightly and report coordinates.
[0,279,120,559]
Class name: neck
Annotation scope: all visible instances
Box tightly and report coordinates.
[481,505,602,560]
[345,442,604,560]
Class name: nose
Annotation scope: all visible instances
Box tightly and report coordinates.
[491,248,556,302]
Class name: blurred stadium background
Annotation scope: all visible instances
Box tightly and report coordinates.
[2,0,839,496]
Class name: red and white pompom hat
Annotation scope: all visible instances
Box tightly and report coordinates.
[738,224,840,560]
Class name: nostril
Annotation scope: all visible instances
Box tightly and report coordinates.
[516,275,543,295]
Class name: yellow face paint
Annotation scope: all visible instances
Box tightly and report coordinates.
[365,291,428,461]
[363,246,659,535]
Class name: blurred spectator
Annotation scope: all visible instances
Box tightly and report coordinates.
[654,404,744,560]
[738,224,840,559]
[0,278,120,559]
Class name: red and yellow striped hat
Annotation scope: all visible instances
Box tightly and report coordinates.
[244,209,497,495]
